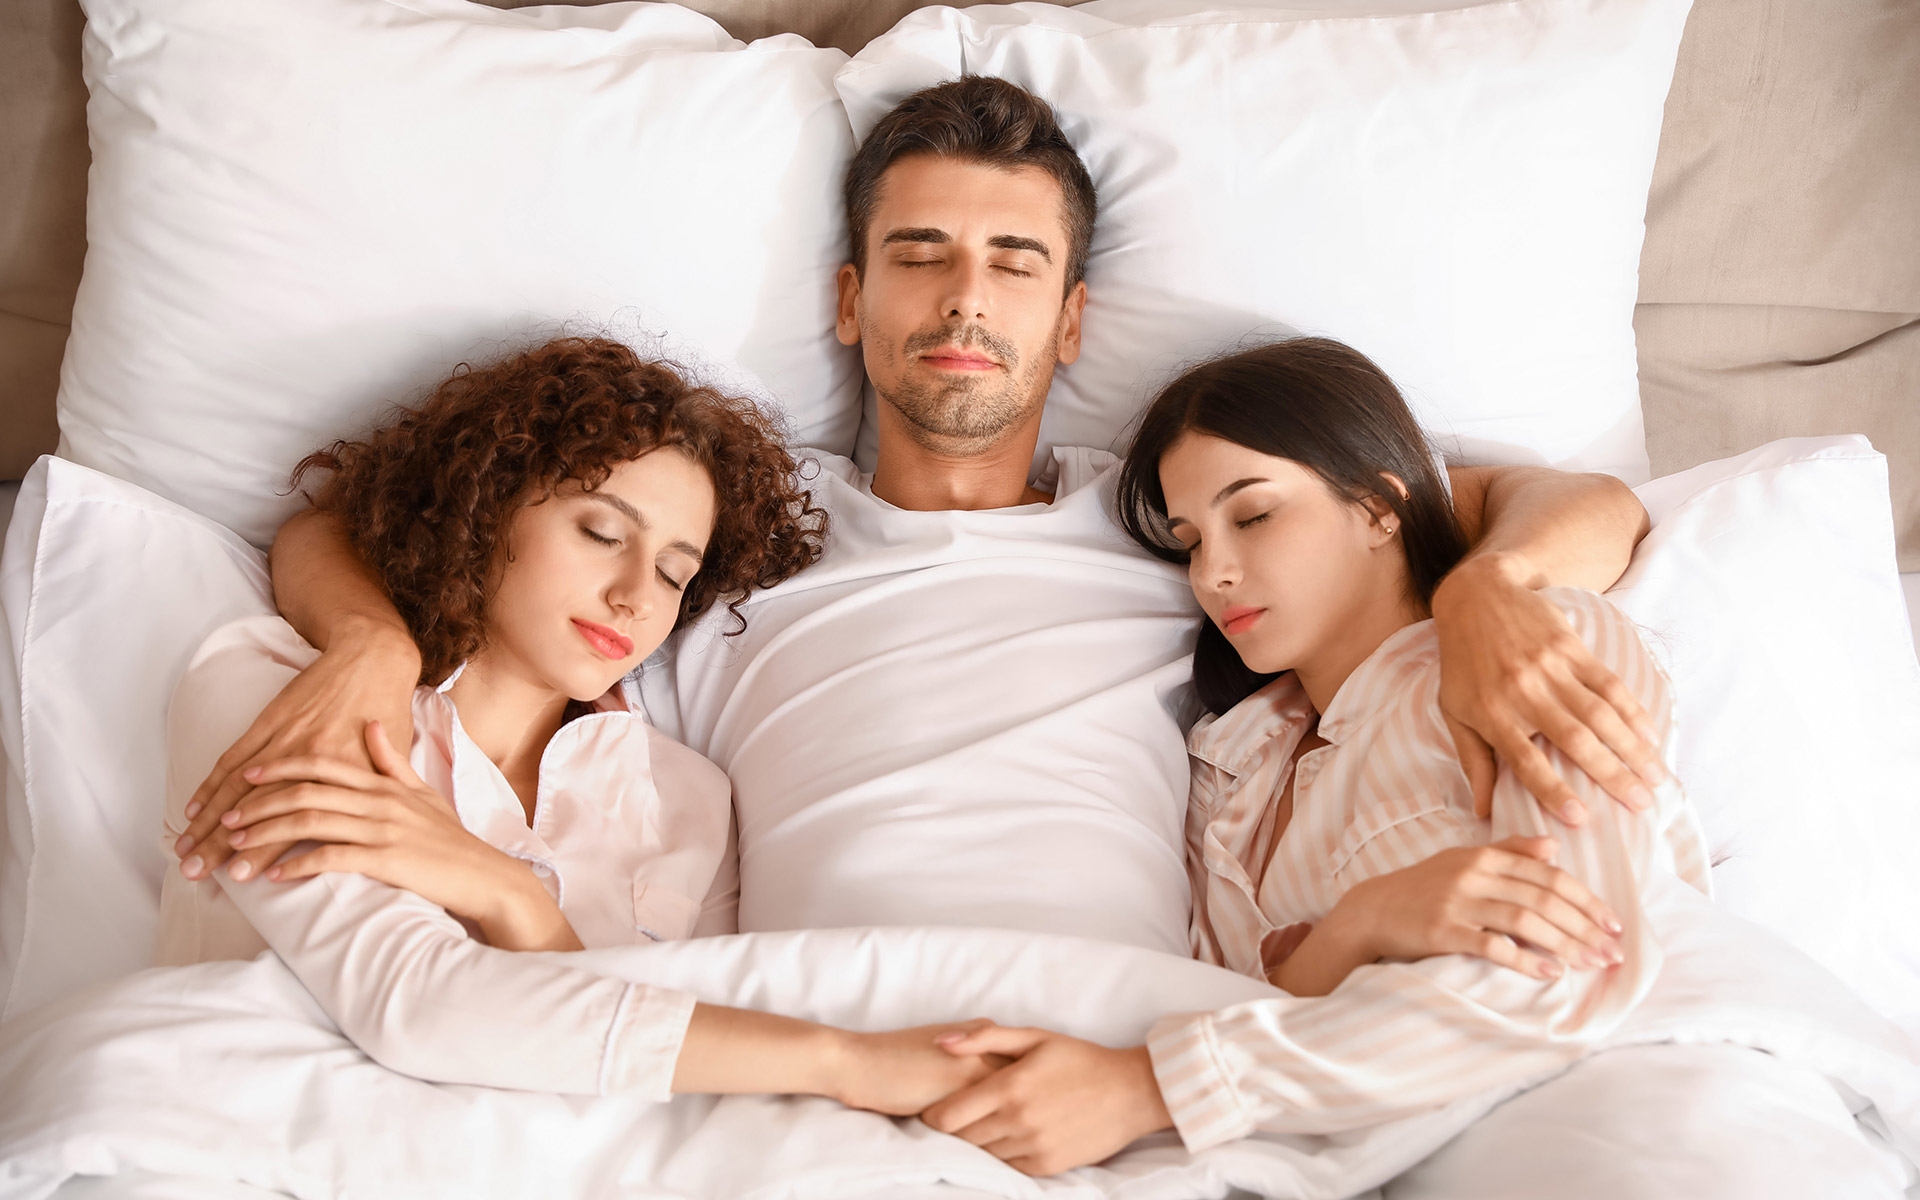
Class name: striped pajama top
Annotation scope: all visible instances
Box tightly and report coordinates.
[1145,587,1713,1151]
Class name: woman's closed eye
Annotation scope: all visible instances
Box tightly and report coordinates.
[657,567,688,593]
[580,524,620,547]
[1235,511,1271,530]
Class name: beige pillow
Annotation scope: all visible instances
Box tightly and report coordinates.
[1633,0,1920,568]
[0,0,87,480]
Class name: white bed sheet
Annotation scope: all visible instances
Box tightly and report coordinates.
[1905,572,1920,657]
[1,922,1913,1200]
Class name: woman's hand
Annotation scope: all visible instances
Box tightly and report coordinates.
[175,627,420,884]
[1289,836,1621,994]
[921,1026,1172,1177]
[215,720,578,951]
[828,1022,1009,1116]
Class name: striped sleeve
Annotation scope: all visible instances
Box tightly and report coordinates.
[1148,589,1704,1146]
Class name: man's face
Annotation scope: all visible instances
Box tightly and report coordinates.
[837,154,1087,452]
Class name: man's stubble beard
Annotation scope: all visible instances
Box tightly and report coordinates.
[865,315,1059,454]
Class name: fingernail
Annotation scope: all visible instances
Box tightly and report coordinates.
[1539,962,1562,979]
[936,1032,965,1045]
[174,834,194,856]
[1628,785,1654,809]
[220,810,240,827]
[181,856,203,878]
[1637,760,1669,786]
[1561,800,1587,824]
[228,860,252,881]
[1603,915,1622,934]
[1606,944,1624,965]
[265,866,282,881]
[1581,951,1606,969]
[228,830,247,847]
[184,802,202,820]
[243,767,263,781]
[1634,721,1660,744]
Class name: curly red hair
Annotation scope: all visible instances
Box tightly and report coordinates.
[293,336,828,685]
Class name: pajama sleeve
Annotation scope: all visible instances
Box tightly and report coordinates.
[1148,589,1711,1148]
[160,617,695,1100]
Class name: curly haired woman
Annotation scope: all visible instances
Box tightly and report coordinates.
[153,336,1001,1113]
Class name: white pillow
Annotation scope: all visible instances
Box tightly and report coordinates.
[60,0,862,548]
[0,457,275,1020]
[1611,436,1920,1031]
[837,0,1691,482]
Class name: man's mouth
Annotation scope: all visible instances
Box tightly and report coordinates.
[917,347,1001,371]
[573,618,635,660]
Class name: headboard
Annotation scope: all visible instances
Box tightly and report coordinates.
[2,0,1914,567]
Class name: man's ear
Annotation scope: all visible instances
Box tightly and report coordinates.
[835,263,862,347]
[1054,279,1088,365]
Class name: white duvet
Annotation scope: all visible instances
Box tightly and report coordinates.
[1,915,1915,1200]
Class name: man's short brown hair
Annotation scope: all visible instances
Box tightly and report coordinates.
[844,76,1098,295]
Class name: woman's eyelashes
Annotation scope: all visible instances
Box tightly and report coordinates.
[581,524,620,547]
[1234,510,1272,530]
[657,567,688,593]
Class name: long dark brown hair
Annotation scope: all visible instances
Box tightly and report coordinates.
[1116,337,1467,715]
[293,336,828,685]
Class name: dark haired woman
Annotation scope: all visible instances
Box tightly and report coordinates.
[154,336,1001,1113]
[919,339,1908,1190]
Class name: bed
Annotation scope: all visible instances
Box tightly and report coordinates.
[0,0,1917,1197]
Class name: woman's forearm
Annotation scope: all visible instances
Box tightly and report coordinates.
[474,862,584,953]
[670,1004,846,1099]
[1267,919,1374,998]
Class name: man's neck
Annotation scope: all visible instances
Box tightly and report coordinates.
[868,405,1052,512]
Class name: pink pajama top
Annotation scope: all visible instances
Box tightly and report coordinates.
[156,615,737,1100]
[1145,588,1713,1150]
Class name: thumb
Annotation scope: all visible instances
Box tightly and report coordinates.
[936,1025,1049,1059]
[1492,834,1559,864]
[364,720,423,784]
[1447,713,1498,818]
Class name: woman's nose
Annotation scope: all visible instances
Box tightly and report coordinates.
[1196,541,1241,591]
[608,560,655,620]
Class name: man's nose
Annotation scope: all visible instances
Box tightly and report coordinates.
[940,256,992,322]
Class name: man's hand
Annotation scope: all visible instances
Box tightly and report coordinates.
[1430,554,1666,825]
[175,625,418,883]
[922,1026,1172,1176]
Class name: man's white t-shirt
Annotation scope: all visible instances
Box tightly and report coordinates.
[639,447,1204,954]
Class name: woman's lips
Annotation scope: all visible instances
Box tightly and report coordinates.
[1221,605,1267,636]
[573,618,635,660]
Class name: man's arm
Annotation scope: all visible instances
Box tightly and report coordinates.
[176,509,422,882]
[1433,466,1662,824]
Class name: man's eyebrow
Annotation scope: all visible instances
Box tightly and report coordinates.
[881,227,951,246]
[583,491,705,564]
[1164,477,1269,529]
[988,234,1052,262]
